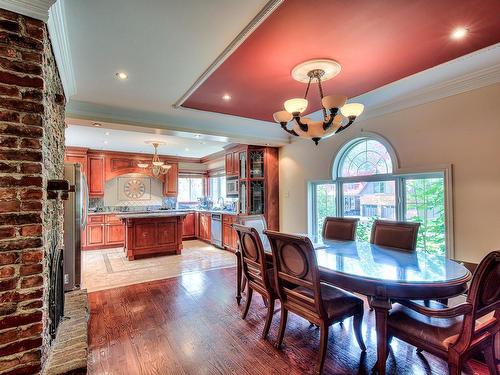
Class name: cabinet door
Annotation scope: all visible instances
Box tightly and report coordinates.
[65,154,87,177]
[232,152,239,177]
[88,156,104,196]
[105,224,125,246]
[158,221,177,246]
[200,214,211,241]
[225,153,233,175]
[87,224,104,246]
[133,223,156,248]
[163,163,178,196]
[182,213,195,238]
[231,225,239,250]
[223,223,232,248]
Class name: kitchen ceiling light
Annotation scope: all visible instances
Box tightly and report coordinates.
[116,72,128,80]
[273,59,364,145]
[451,27,468,40]
[92,122,101,127]
[138,142,171,177]
[222,94,231,101]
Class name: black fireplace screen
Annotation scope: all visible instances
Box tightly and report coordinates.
[48,234,64,341]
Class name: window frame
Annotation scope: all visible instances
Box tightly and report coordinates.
[177,175,205,203]
[308,134,454,258]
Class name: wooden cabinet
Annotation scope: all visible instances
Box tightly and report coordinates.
[105,214,125,246]
[182,212,196,239]
[84,214,125,250]
[222,214,238,252]
[87,223,104,247]
[198,212,211,242]
[225,152,239,176]
[163,163,178,197]
[88,155,104,196]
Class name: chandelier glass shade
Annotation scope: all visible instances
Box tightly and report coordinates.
[137,142,171,177]
[273,59,365,145]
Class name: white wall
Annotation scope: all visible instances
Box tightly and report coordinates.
[279,83,500,263]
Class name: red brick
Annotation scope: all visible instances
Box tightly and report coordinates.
[19,264,41,277]
[19,225,41,237]
[0,150,41,162]
[0,337,41,357]
[0,57,41,75]
[0,71,42,89]
[0,348,40,371]
[0,45,18,59]
[0,9,19,21]
[19,189,42,200]
[20,201,41,211]
[0,227,15,239]
[0,124,42,138]
[0,20,20,33]
[19,162,41,174]
[0,31,43,51]
[0,176,42,188]
[20,275,42,289]
[0,200,20,212]
[20,113,41,126]
[24,23,44,40]
[0,162,17,173]
[0,136,17,148]
[0,253,18,266]
[0,213,41,226]
[0,98,43,113]
[19,50,41,63]
[1,363,40,375]
[0,189,16,201]
[0,278,17,292]
[19,138,40,149]
[0,238,42,251]
[0,302,16,316]
[0,325,41,347]
[22,17,44,30]
[20,251,42,264]
[0,310,41,330]
[17,288,42,302]
[0,110,19,122]
[0,266,15,279]
[20,300,42,310]
[20,89,42,102]
[55,93,65,105]
[0,84,19,97]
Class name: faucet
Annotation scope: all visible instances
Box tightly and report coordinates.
[217,196,224,209]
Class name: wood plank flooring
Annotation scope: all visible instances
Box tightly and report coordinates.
[88,267,492,375]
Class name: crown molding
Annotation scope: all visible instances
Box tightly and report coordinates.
[172,0,283,108]
[47,0,76,98]
[0,0,55,22]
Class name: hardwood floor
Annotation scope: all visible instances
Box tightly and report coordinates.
[88,267,493,375]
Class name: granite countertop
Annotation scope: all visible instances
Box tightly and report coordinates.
[96,209,238,219]
[116,211,191,219]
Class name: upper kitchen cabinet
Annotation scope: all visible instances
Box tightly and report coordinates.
[64,147,88,177]
[163,162,178,197]
[225,151,239,176]
[88,154,105,196]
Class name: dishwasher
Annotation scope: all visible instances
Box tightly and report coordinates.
[210,213,222,248]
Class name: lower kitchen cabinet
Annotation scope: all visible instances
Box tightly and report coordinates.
[198,212,211,242]
[222,215,238,252]
[182,212,196,239]
[87,224,104,247]
[84,214,125,250]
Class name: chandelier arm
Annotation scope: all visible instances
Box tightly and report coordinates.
[322,108,339,130]
[293,116,309,132]
[316,76,328,119]
[280,122,299,136]
[303,75,313,99]
[335,116,356,134]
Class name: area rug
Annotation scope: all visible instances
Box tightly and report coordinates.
[82,240,236,292]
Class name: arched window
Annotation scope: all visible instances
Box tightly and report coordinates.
[309,135,448,256]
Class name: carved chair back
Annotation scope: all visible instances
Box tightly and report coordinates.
[322,217,359,241]
[236,215,270,251]
[455,251,500,352]
[233,224,273,293]
[265,230,327,321]
[370,220,420,251]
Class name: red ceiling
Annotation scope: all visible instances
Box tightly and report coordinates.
[182,0,500,122]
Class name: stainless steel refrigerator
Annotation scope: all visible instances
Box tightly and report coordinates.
[63,163,89,291]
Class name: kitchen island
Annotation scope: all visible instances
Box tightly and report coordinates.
[117,212,188,260]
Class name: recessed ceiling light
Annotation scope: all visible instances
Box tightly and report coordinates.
[265,143,271,146]
[194,134,201,138]
[92,122,101,127]
[451,27,468,40]
[103,140,108,145]
[104,131,110,136]
[116,72,128,80]
[222,94,231,101]
[185,148,190,151]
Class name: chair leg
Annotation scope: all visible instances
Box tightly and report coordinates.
[315,323,329,375]
[262,298,275,339]
[484,339,499,375]
[262,295,268,307]
[447,358,462,375]
[437,298,449,305]
[241,287,253,319]
[241,276,247,294]
[274,307,288,349]
[353,312,366,352]
[368,297,374,311]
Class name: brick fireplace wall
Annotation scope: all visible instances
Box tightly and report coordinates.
[0,8,65,375]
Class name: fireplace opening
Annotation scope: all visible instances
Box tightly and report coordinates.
[48,230,65,342]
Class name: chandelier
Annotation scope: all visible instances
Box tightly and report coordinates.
[273,59,364,145]
[137,142,171,176]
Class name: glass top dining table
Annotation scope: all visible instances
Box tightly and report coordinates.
[235,237,472,374]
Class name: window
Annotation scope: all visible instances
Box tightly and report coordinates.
[309,137,449,256]
[208,175,226,200]
[178,176,204,203]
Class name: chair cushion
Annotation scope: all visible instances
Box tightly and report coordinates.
[387,301,463,351]
[294,284,363,322]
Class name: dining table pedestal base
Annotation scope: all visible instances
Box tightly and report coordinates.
[371,297,392,375]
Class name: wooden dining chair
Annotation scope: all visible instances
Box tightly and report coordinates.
[387,251,500,375]
[322,217,359,241]
[264,230,366,375]
[370,219,420,251]
[233,223,277,339]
